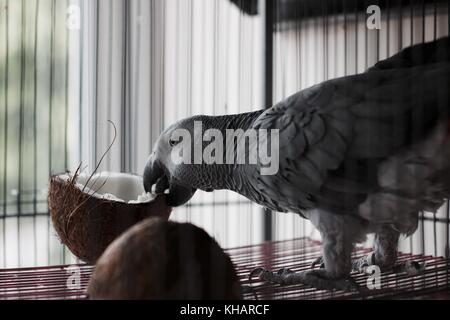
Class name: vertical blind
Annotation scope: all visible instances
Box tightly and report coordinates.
[0,0,265,268]
[1,0,75,267]
[0,0,449,268]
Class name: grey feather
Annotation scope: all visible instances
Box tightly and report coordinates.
[250,38,450,222]
[147,37,450,283]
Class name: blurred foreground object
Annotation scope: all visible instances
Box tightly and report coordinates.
[88,218,242,300]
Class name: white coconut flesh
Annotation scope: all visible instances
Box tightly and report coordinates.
[57,172,157,204]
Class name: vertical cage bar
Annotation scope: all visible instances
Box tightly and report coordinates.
[78,0,84,169]
[62,0,71,265]
[261,0,274,242]
[48,0,55,183]
[47,0,56,265]
[376,0,380,62]
[420,0,426,256]
[148,0,153,159]
[32,0,40,266]
[187,0,193,225]
[335,0,339,77]
[2,0,9,267]
[399,0,402,50]
[387,0,391,56]
[64,0,69,172]
[121,0,130,173]
[17,0,27,266]
[432,0,438,258]
[409,0,414,254]
[355,0,358,77]
[365,0,369,70]
[344,0,347,75]
[93,0,99,166]
[134,0,143,172]
[106,1,113,170]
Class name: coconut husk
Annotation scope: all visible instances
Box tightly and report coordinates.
[48,172,172,264]
[88,218,243,300]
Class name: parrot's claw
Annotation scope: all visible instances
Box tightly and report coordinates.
[249,267,296,285]
[352,252,426,276]
[351,252,375,274]
[311,256,325,269]
[393,260,427,276]
[249,267,360,292]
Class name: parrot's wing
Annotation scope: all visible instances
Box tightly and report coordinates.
[252,61,450,215]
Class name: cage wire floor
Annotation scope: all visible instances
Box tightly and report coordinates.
[0,237,449,300]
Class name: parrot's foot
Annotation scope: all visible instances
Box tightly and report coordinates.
[311,256,325,269]
[311,254,375,273]
[351,252,377,274]
[393,260,427,276]
[249,267,360,292]
[351,252,426,276]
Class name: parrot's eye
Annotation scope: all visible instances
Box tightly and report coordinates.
[169,138,180,147]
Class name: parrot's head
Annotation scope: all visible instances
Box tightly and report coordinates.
[143,117,201,207]
[143,111,264,207]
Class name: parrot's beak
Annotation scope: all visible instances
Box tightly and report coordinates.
[143,155,196,207]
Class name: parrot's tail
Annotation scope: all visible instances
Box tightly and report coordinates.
[359,120,450,235]
[369,36,450,71]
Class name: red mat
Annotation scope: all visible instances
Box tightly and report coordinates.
[0,238,449,300]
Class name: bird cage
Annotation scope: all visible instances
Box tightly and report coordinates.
[0,0,449,300]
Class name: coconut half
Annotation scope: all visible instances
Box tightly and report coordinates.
[67,172,158,204]
[48,171,172,264]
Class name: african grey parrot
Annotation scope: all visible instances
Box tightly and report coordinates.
[143,37,450,291]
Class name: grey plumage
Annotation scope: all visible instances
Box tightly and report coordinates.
[144,37,450,289]
[253,59,450,217]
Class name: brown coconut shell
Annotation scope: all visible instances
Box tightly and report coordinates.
[48,173,172,264]
[88,218,243,300]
